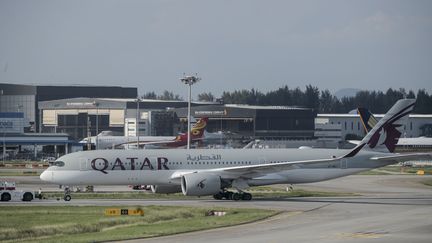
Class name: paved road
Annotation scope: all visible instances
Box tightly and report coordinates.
[1,174,432,243]
[131,197,432,243]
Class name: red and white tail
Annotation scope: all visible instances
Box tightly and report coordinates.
[190,117,208,139]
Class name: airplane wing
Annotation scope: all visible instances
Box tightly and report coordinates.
[171,152,432,180]
[171,157,343,180]
[370,153,432,163]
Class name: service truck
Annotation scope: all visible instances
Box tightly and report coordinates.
[0,181,36,202]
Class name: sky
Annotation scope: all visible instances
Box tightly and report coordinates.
[0,0,431,99]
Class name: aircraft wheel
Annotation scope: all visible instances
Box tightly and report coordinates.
[213,193,223,200]
[225,191,233,200]
[232,193,241,201]
[242,193,252,201]
[64,195,71,201]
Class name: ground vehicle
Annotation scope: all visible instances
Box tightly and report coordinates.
[0,181,36,202]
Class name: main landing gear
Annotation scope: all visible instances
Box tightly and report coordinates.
[213,191,252,201]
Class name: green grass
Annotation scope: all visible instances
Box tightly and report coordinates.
[0,171,41,176]
[0,205,277,243]
[357,170,394,175]
[249,189,357,198]
[421,178,432,187]
[40,188,356,201]
[43,191,203,200]
[358,166,432,175]
[398,166,432,174]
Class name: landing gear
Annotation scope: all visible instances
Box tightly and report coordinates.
[213,191,252,201]
[241,192,252,201]
[64,194,71,201]
[63,186,71,201]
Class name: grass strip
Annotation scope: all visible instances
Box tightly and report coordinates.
[40,188,356,201]
[358,166,432,175]
[0,171,41,176]
[0,205,277,243]
[421,178,432,187]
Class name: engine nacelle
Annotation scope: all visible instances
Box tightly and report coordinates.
[181,173,221,196]
[150,185,182,194]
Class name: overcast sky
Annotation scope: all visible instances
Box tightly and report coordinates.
[0,0,431,98]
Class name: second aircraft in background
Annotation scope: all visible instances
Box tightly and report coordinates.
[80,117,209,149]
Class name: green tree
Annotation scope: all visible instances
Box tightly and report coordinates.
[141,91,157,99]
[197,92,215,102]
[158,90,182,100]
[304,85,320,110]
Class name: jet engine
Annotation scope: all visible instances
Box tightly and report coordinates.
[150,185,182,194]
[181,173,221,196]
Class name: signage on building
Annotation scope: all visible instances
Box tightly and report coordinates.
[194,110,227,116]
[0,118,24,133]
[0,113,25,133]
[0,120,13,129]
[66,102,96,107]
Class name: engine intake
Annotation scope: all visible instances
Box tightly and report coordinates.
[181,173,221,196]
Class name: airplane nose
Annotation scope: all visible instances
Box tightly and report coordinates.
[40,170,51,182]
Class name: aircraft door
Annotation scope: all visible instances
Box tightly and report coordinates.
[79,158,88,171]
[340,159,348,169]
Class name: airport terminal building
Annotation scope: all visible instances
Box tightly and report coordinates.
[2,82,431,153]
[174,105,316,139]
[0,83,137,132]
[38,98,316,141]
[38,98,217,140]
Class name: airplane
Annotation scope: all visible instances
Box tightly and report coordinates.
[80,117,209,149]
[40,99,432,201]
[356,107,432,153]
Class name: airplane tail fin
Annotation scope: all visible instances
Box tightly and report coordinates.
[359,99,415,153]
[343,99,415,158]
[190,117,208,138]
[357,107,378,133]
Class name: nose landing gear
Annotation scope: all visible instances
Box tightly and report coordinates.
[63,186,71,201]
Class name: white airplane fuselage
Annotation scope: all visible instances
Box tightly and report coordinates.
[40,148,391,186]
[82,136,177,149]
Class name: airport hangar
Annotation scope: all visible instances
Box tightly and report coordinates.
[38,98,317,141]
[317,113,432,139]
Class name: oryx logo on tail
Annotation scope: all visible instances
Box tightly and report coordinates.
[360,99,415,153]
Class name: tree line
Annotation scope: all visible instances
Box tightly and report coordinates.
[142,86,432,114]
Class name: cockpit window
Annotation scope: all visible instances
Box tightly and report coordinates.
[52,161,65,167]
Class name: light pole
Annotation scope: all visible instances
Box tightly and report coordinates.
[136,97,140,148]
[1,90,4,164]
[2,131,5,165]
[93,101,99,150]
[180,74,200,149]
